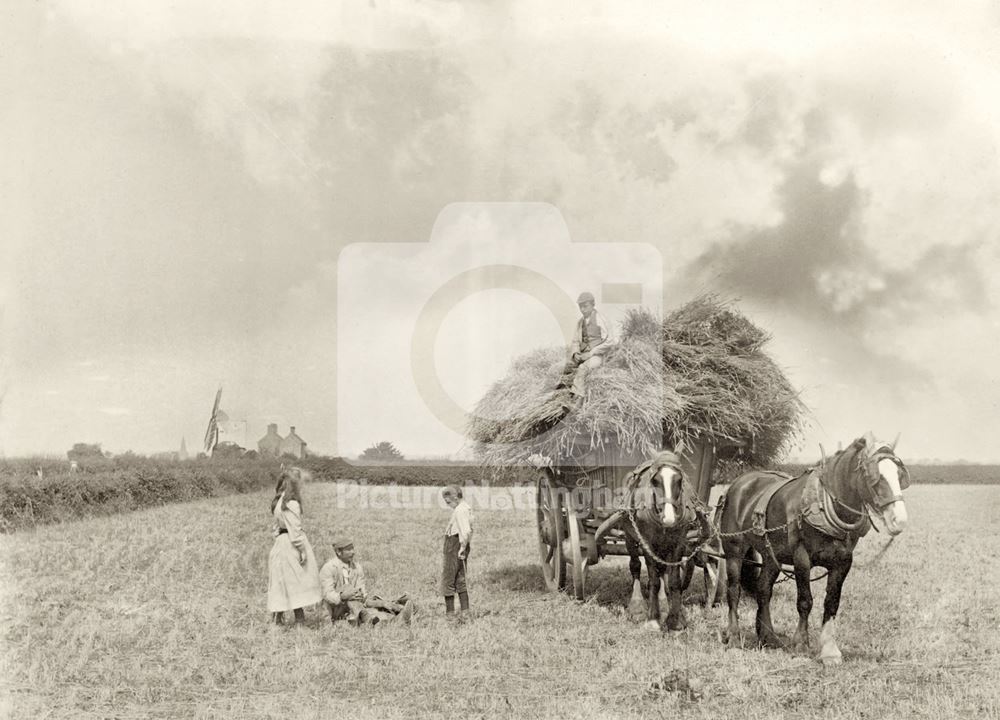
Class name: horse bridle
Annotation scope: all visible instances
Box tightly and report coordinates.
[859,449,909,510]
[621,461,711,569]
[818,445,907,535]
[626,462,693,522]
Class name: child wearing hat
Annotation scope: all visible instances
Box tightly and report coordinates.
[555,290,614,407]
[441,485,473,617]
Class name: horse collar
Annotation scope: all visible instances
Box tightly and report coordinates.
[808,462,870,539]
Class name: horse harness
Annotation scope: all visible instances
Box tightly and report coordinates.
[616,444,907,577]
[715,445,908,580]
[619,457,712,569]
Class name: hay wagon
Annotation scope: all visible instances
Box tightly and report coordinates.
[467,298,804,602]
[534,436,738,601]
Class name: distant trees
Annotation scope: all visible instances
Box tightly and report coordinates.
[211,442,247,460]
[67,443,105,462]
[360,441,404,462]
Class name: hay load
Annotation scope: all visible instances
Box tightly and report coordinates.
[467,294,805,476]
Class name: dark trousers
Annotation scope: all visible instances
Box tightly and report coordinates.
[441,534,469,595]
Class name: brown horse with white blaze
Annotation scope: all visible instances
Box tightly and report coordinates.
[717,433,909,663]
[617,451,712,632]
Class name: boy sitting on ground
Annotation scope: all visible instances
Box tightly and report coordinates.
[318,536,415,626]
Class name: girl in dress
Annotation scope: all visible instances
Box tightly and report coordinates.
[267,467,322,625]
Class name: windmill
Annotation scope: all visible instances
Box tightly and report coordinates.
[203,387,222,455]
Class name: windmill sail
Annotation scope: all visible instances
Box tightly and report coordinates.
[204,387,222,454]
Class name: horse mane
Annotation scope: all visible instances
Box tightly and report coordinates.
[817,434,893,472]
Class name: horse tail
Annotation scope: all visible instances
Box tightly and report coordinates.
[740,547,761,597]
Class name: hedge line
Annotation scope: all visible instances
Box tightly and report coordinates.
[298,457,493,486]
[0,458,282,533]
[0,456,508,533]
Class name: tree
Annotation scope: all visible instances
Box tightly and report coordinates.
[360,441,404,462]
[67,443,104,462]
[211,442,246,460]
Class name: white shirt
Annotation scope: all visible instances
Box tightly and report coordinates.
[445,500,473,546]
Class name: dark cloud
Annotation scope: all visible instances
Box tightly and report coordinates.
[883,243,991,317]
[683,153,864,313]
[678,143,990,389]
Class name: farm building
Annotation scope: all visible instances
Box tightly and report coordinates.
[257,424,308,459]
[257,424,282,457]
[280,427,307,459]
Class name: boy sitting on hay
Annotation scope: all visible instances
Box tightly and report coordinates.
[556,290,615,407]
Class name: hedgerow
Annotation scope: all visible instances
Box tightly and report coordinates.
[0,456,282,532]
[0,455,497,532]
[298,456,491,487]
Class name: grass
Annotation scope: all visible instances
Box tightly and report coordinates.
[2,483,1000,718]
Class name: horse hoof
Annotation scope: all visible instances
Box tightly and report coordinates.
[626,601,647,623]
[820,652,843,666]
[721,629,740,647]
[666,616,687,632]
[758,635,783,650]
[643,619,661,633]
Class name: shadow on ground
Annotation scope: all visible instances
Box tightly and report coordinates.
[483,561,726,610]
[483,563,548,593]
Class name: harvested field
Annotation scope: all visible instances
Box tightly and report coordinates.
[2,483,999,719]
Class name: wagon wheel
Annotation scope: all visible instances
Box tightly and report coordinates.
[565,504,588,601]
[536,470,566,591]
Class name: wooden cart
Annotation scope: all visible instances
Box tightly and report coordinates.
[535,437,731,601]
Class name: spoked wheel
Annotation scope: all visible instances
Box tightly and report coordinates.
[536,469,566,591]
[565,504,588,601]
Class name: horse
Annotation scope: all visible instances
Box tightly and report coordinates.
[614,450,714,632]
[717,432,910,663]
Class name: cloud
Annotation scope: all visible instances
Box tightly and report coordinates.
[8,1,1000,460]
[680,149,991,389]
[672,40,998,395]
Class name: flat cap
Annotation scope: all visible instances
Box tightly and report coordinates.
[332,535,354,550]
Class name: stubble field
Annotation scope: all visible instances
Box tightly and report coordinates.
[2,482,999,719]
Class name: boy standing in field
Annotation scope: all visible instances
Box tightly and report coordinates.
[441,485,473,618]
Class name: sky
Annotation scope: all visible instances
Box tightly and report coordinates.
[2,1,1000,462]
